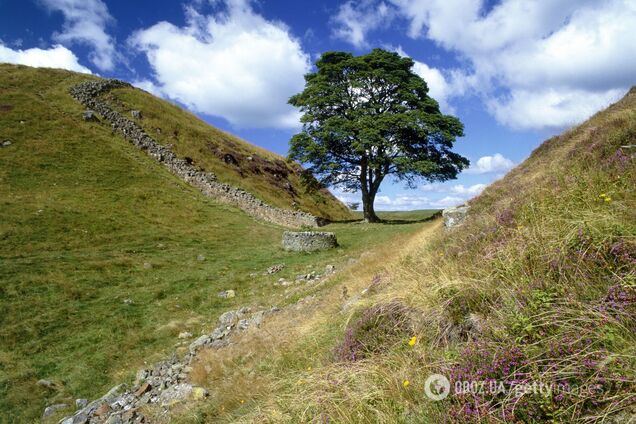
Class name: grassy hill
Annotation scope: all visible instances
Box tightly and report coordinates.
[168,89,635,423]
[0,64,430,423]
[101,82,352,221]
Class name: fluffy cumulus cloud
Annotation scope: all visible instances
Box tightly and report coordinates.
[130,0,311,128]
[332,0,394,48]
[331,0,636,129]
[335,181,488,211]
[375,194,430,210]
[449,183,486,195]
[0,43,91,73]
[40,0,117,71]
[465,153,515,174]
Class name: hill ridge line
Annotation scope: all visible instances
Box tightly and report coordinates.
[69,79,323,228]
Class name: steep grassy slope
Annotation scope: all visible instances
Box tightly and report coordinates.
[172,89,635,423]
[0,64,426,423]
[101,85,352,221]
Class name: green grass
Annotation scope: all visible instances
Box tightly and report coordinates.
[352,209,440,222]
[0,64,428,423]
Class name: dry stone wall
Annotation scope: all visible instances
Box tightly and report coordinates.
[282,231,338,252]
[69,79,322,228]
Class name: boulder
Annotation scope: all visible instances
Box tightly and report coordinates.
[131,110,142,119]
[42,403,68,418]
[82,110,98,122]
[37,379,57,390]
[442,205,470,228]
[177,331,192,339]
[282,231,338,252]
[75,399,88,409]
[218,310,239,325]
[217,289,235,299]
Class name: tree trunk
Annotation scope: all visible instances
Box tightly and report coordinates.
[361,190,381,223]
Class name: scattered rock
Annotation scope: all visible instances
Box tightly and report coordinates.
[267,264,285,274]
[143,262,152,269]
[325,264,336,274]
[218,310,239,325]
[82,110,98,122]
[189,335,211,352]
[93,402,112,417]
[37,379,57,390]
[135,369,148,385]
[122,298,133,305]
[192,386,209,400]
[282,231,338,252]
[237,319,250,330]
[134,382,151,397]
[197,254,206,262]
[105,414,123,424]
[178,331,192,339]
[42,403,68,418]
[442,205,470,228]
[75,399,88,409]
[1,140,12,147]
[217,289,235,299]
[131,110,142,119]
[275,278,293,286]
[159,383,193,406]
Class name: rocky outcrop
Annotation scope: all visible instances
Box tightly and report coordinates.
[69,79,322,229]
[282,231,338,252]
[57,306,279,424]
[442,205,470,228]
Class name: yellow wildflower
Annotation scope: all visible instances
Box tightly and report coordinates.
[408,336,417,346]
[403,380,410,388]
[240,399,245,404]
[599,193,607,197]
[605,197,612,202]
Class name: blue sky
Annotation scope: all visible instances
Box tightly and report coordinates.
[2,0,634,210]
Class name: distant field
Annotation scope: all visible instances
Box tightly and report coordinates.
[352,209,440,221]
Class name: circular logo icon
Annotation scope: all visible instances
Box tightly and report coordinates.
[424,374,450,401]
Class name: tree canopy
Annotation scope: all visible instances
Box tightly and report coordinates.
[288,48,469,222]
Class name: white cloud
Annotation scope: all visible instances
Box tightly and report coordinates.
[332,0,394,48]
[375,194,431,210]
[450,183,486,195]
[332,0,636,129]
[431,195,464,208]
[131,79,163,97]
[0,43,91,73]
[337,181,487,211]
[130,0,311,129]
[465,153,514,175]
[40,0,117,71]
[391,0,636,129]
[488,87,625,130]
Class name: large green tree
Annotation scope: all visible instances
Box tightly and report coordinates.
[288,48,469,222]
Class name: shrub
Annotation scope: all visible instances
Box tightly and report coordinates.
[334,301,414,362]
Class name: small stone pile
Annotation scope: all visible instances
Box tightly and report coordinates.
[69,79,322,229]
[57,306,279,424]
